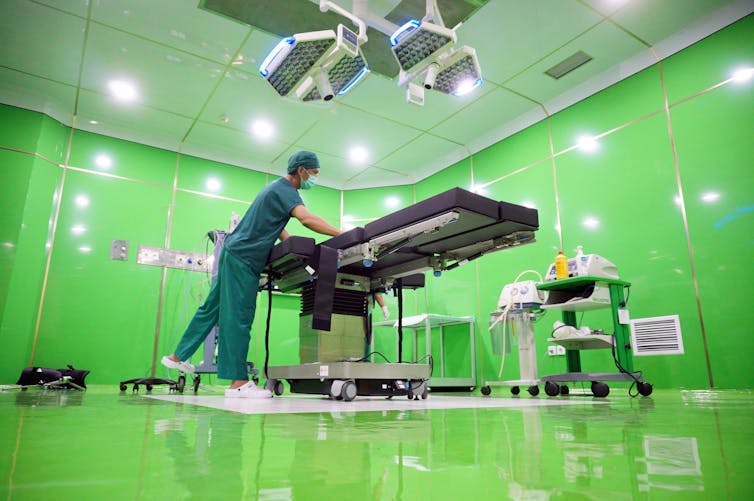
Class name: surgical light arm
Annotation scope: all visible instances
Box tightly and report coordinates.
[320,0,367,43]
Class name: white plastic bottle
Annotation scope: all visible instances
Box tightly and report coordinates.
[575,245,585,276]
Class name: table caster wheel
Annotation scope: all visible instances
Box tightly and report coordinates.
[511,386,520,395]
[544,381,560,396]
[591,381,610,398]
[637,381,653,396]
[527,385,539,396]
[481,386,491,396]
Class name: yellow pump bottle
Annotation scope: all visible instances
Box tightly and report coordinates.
[555,250,568,279]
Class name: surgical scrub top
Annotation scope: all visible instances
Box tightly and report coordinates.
[224,177,303,273]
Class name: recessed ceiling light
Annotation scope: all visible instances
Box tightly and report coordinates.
[701,191,720,203]
[95,154,112,168]
[577,135,598,152]
[75,195,90,208]
[349,146,369,163]
[108,80,138,102]
[385,196,400,208]
[731,67,754,83]
[582,217,600,229]
[206,178,221,192]
[89,120,98,125]
[470,184,488,195]
[251,120,274,139]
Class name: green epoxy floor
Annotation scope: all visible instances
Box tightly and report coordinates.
[1,387,752,500]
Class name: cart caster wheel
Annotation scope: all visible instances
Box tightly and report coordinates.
[193,375,201,393]
[273,380,284,396]
[145,384,153,392]
[422,388,428,400]
[560,385,570,396]
[544,381,560,397]
[591,381,610,398]
[407,390,414,400]
[511,386,520,395]
[637,381,653,396]
[341,380,357,402]
[133,384,139,392]
[481,386,491,396]
[527,385,539,396]
[119,384,127,392]
[177,374,186,393]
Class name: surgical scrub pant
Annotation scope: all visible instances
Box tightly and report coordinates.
[174,249,259,380]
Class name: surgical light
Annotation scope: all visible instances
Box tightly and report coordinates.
[259,18,369,102]
[434,46,482,96]
[390,20,455,73]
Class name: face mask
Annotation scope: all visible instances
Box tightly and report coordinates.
[301,170,317,190]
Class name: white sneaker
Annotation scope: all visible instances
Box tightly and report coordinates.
[161,356,195,374]
[225,381,272,399]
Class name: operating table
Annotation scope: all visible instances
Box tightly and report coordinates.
[263,187,539,401]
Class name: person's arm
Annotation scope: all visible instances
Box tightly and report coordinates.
[278,229,290,241]
[375,293,390,319]
[291,205,341,237]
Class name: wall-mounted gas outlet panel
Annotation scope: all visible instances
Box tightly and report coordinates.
[136,245,210,273]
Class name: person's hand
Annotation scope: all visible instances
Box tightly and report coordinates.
[381,305,390,320]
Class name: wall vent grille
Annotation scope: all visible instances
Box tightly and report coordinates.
[630,315,684,356]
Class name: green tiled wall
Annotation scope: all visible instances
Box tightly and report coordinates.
[415,15,753,390]
[0,15,752,389]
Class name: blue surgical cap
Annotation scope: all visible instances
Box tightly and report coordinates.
[287,150,320,174]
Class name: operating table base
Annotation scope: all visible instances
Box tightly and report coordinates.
[266,362,431,401]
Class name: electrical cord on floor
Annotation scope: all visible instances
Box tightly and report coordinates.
[610,337,643,397]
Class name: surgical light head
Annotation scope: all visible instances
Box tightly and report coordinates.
[259,24,369,102]
[432,46,482,96]
[390,20,456,79]
[403,45,482,106]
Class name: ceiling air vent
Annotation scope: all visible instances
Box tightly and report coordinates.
[630,315,684,356]
[545,50,593,79]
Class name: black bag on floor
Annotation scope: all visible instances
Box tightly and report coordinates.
[58,365,90,389]
[16,365,90,389]
[16,367,63,386]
